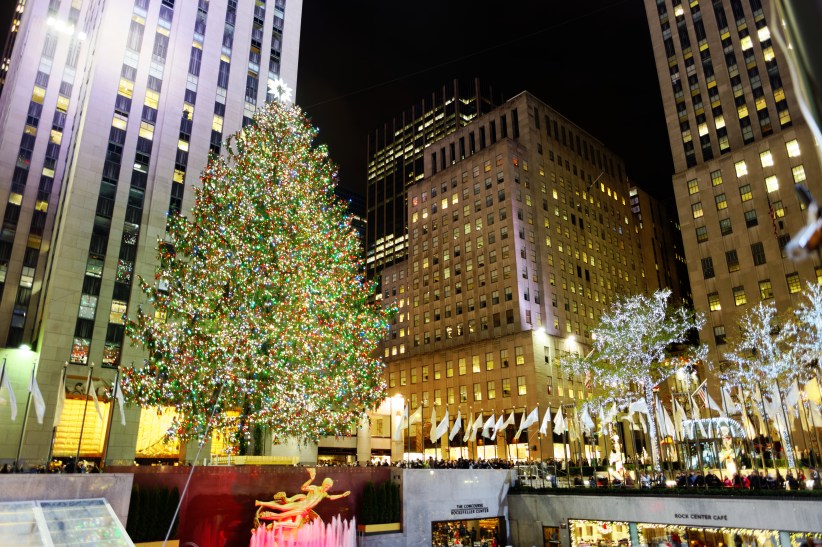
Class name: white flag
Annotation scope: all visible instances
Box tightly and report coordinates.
[515,407,539,439]
[805,378,822,404]
[784,380,801,413]
[1,361,17,421]
[393,404,409,440]
[429,406,438,443]
[721,386,739,415]
[598,406,608,435]
[705,392,724,416]
[481,414,496,439]
[539,407,551,435]
[29,369,46,425]
[54,371,66,428]
[114,378,126,426]
[433,408,449,443]
[661,401,675,439]
[89,378,104,422]
[470,413,484,441]
[503,411,516,428]
[449,410,462,441]
[553,406,566,435]
[604,403,618,424]
[628,399,649,415]
[740,408,757,439]
[672,398,686,434]
[462,412,474,442]
[408,404,423,426]
[491,414,505,440]
[581,407,595,434]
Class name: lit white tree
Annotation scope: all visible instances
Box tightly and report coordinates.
[559,289,704,472]
[787,282,822,375]
[721,301,797,469]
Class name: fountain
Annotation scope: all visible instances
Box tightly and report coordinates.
[249,515,357,547]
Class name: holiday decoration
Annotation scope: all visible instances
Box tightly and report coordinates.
[123,101,390,446]
[558,289,704,472]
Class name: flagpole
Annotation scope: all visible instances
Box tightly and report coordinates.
[756,381,777,475]
[804,393,821,468]
[74,363,95,468]
[773,378,798,473]
[47,362,69,466]
[726,383,758,476]
[14,364,37,470]
[0,358,6,399]
[102,366,122,470]
[537,403,542,465]
[741,387,766,473]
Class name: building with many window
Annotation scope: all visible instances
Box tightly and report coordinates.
[643,0,822,360]
[0,0,302,465]
[375,90,684,461]
[365,78,499,284]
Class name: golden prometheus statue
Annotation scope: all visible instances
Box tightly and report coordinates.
[254,467,350,530]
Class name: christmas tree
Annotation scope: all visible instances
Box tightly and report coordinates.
[123,101,389,446]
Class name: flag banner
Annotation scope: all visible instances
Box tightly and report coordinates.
[1,361,17,421]
[721,386,739,415]
[491,415,504,440]
[409,405,423,426]
[463,412,474,443]
[662,400,676,438]
[449,410,462,441]
[539,407,551,435]
[114,376,126,426]
[581,407,595,434]
[691,379,709,409]
[89,378,104,422]
[29,369,46,425]
[482,414,496,439]
[503,411,516,428]
[393,404,409,441]
[806,378,822,404]
[54,373,66,428]
[604,403,618,424]
[429,407,438,443]
[470,413,484,442]
[433,409,449,443]
[515,407,539,439]
[553,406,566,436]
[598,406,608,435]
[785,380,801,414]
[672,397,686,434]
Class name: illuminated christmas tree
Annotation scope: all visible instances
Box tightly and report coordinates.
[123,100,389,446]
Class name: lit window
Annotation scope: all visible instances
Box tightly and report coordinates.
[739,184,752,202]
[786,139,801,157]
[715,115,726,129]
[714,325,727,345]
[715,193,728,210]
[692,202,704,219]
[735,161,748,177]
[757,26,771,41]
[765,175,778,193]
[759,279,773,299]
[740,35,753,50]
[144,90,159,109]
[687,178,699,195]
[759,150,774,167]
[696,226,708,243]
[792,165,806,183]
[708,292,721,311]
[733,286,747,306]
[711,170,723,186]
[737,104,749,118]
[786,272,801,294]
[517,376,527,395]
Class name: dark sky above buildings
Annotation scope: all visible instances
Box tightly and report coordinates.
[0,1,675,199]
[297,0,674,200]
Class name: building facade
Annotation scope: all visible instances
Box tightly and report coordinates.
[375,91,682,462]
[0,0,302,465]
[365,78,499,284]
[643,0,822,361]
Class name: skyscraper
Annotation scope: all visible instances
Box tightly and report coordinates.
[365,78,499,284]
[0,0,302,464]
[376,90,681,461]
[644,0,822,360]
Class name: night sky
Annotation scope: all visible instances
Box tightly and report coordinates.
[0,1,675,198]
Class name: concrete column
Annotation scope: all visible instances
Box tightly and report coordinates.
[269,438,318,465]
[182,436,212,465]
[356,412,371,464]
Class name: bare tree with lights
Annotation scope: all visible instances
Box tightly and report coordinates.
[721,302,797,470]
[559,289,704,473]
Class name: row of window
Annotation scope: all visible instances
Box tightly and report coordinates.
[389,378,529,404]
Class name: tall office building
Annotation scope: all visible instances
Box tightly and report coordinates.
[643,0,822,360]
[0,0,302,464]
[375,90,682,461]
[365,78,499,284]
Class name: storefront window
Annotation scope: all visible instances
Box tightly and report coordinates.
[570,519,630,547]
[432,517,503,547]
[790,533,822,547]
[544,526,560,547]
[636,523,779,547]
